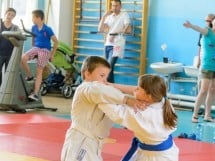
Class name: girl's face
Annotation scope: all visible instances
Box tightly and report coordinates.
[134,86,153,103]
[84,66,110,83]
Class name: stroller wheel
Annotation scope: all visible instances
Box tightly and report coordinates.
[40,82,48,96]
[62,84,74,98]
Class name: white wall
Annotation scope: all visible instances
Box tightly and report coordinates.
[58,0,73,44]
[46,0,73,45]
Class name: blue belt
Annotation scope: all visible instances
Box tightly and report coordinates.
[121,135,173,161]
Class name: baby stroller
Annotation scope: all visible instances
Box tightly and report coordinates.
[40,41,82,98]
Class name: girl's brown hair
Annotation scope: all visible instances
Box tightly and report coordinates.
[138,74,177,129]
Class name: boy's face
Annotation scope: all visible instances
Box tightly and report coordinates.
[32,15,41,24]
[84,66,110,83]
[5,11,16,22]
[32,15,37,24]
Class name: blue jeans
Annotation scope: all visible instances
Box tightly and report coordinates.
[105,46,118,83]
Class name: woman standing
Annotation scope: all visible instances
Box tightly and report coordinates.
[183,18,215,123]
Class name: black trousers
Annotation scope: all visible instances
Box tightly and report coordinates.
[0,55,11,86]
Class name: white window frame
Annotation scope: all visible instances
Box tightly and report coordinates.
[1,0,38,29]
[0,0,1,17]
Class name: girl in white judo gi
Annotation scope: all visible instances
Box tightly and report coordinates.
[61,56,145,161]
[99,74,179,161]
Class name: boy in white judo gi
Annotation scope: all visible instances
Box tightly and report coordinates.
[61,56,145,161]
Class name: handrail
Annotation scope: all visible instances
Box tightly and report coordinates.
[2,31,26,41]
[20,19,36,37]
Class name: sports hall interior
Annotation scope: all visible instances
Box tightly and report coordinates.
[0,0,215,161]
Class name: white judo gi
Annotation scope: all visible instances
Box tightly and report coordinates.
[98,98,179,161]
[61,81,126,161]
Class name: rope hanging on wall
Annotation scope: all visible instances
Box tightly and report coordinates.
[45,0,51,24]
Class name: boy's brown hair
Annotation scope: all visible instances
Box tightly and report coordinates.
[32,9,44,20]
[81,56,110,80]
[5,7,16,15]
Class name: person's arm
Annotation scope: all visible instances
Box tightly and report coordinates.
[196,47,201,68]
[183,20,208,35]
[50,35,58,62]
[196,34,202,68]
[196,43,202,68]
[85,82,146,110]
[0,18,2,32]
[98,11,112,33]
[31,26,35,46]
[98,103,148,131]
[98,103,132,126]
[108,82,136,95]
[106,82,150,109]
[121,12,132,34]
[32,37,35,46]
[98,16,107,33]
[122,23,132,34]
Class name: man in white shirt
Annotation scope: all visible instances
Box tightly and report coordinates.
[98,0,132,83]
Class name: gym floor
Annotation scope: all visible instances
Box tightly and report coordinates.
[0,94,215,161]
